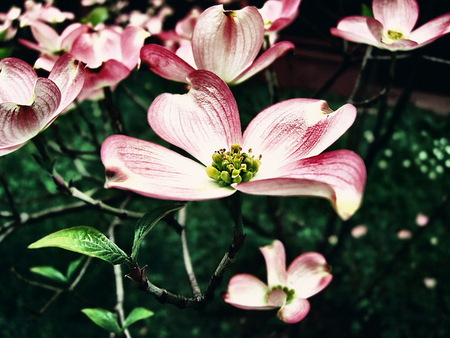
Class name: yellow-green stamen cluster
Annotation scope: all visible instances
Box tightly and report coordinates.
[267,285,296,303]
[206,144,261,186]
[381,29,406,44]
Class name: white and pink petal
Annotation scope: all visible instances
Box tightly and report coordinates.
[140,44,195,83]
[373,0,419,34]
[0,57,38,104]
[0,78,61,156]
[277,297,310,324]
[224,274,273,309]
[331,16,385,48]
[287,252,333,298]
[120,26,150,70]
[235,150,366,220]
[47,53,85,118]
[101,135,235,201]
[241,99,357,178]
[148,70,242,166]
[259,240,288,287]
[409,13,450,47]
[192,5,264,83]
[231,40,294,84]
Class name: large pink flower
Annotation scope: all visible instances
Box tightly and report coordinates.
[101,70,366,220]
[0,54,85,156]
[224,240,332,323]
[140,5,294,85]
[331,0,450,51]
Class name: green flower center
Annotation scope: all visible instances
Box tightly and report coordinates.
[206,144,261,186]
[267,285,296,304]
[381,29,406,44]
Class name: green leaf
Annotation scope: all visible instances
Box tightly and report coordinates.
[132,203,185,261]
[66,257,85,280]
[81,7,109,26]
[28,226,130,265]
[123,307,154,329]
[361,4,373,17]
[81,308,122,334]
[0,47,14,59]
[30,266,68,284]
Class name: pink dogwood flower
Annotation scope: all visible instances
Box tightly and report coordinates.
[20,0,74,27]
[224,240,332,323]
[140,5,294,85]
[331,0,450,51]
[21,22,149,101]
[0,7,21,41]
[259,0,302,33]
[101,70,366,220]
[0,54,85,156]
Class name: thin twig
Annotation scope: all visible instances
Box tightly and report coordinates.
[108,216,131,338]
[142,193,246,309]
[178,207,202,300]
[12,257,92,317]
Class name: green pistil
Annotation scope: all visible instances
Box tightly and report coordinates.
[206,144,261,186]
[267,285,296,303]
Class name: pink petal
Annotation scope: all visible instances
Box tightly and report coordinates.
[277,298,310,324]
[286,252,333,298]
[241,99,357,179]
[0,58,37,104]
[373,0,419,34]
[260,0,302,32]
[259,240,287,287]
[235,150,366,220]
[140,44,195,83]
[192,5,264,83]
[231,41,294,84]
[60,23,89,52]
[267,289,287,307]
[331,16,385,48]
[78,59,129,102]
[175,42,196,69]
[0,78,61,156]
[70,27,122,69]
[409,13,450,48]
[120,26,149,70]
[47,54,85,118]
[380,39,419,51]
[148,70,242,166]
[29,20,61,52]
[101,135,235,200]
[224,274,273,309]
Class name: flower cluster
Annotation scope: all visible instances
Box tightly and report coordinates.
[3,0,448,327]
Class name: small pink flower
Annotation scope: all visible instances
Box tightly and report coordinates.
[141,5,294,85]
[397,229,412,239]
[259,0,302,33]
[423,277,437,289]
[415,213,429,227]
[351,224,368,238]
[0,54,85,156]
[101,70,366,220]
[331,0,450,51]
[224,240,332,324]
